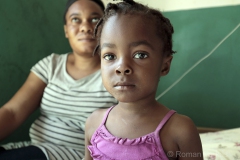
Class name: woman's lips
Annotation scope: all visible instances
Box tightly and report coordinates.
[78,38,95,42]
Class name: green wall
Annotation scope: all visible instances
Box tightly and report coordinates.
[158,5,240,129]
[0,0,70,144]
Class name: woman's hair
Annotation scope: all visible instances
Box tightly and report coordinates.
[63,0,105,24]
[94,0,176,57]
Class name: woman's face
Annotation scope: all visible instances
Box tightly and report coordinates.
[64,0,103,56]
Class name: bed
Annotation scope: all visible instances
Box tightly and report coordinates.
[199,127,240,159]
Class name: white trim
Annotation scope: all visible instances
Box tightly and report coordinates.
[102,0,240,11]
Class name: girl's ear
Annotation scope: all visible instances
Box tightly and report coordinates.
[64,25,69,38]
[160,56,173,76]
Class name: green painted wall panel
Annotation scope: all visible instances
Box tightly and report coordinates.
[0,0,69,144]
[0,0,70,103]
[157,5,240,129]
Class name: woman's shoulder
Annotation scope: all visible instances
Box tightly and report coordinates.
[47,53,68,62]
[36,53,68,65]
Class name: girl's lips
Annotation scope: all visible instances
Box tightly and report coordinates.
[114,82,135,90]
[114,85,135,90]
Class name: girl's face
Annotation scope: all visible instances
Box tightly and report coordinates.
[100,14,172,103]
[64,0,103,56]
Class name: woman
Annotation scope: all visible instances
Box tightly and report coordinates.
[0,0,117,159]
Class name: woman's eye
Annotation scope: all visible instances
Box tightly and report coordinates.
[134,52,148,59]
[103,54,116,61]
[92,17,100,23]
[71,17,80,23]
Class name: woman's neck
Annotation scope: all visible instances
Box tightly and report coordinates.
[66,52,100,80]
[72,52,100,70]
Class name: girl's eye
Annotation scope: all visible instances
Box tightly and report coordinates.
[92,17,100,23]
[133,52,148,59]
[103,54,116,61]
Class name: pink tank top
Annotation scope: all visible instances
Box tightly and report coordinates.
[88,106,176,160]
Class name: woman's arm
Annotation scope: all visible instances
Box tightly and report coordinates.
[0,72,46,140]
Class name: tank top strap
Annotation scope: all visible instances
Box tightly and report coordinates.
[99,106,115,126]
[155,110,176,133]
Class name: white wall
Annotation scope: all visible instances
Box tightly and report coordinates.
[102,0,240,11]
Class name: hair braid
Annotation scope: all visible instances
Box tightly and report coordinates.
[93,0,176,56]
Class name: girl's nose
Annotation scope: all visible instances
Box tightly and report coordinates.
[115,60,133,75]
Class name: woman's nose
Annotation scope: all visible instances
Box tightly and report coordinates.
[80,21,93,33]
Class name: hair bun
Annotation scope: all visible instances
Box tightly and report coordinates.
[123,0,136,5]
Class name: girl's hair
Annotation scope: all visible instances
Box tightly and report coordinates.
[63,0,105,24]
[94,0,176,57]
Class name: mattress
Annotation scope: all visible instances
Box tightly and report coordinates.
[200,127,240,159]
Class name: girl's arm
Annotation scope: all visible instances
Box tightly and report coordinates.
[84,109,106,160]
[84,113,93,160]
[175,116,203,160]
[0,72,46,140]
[84,121,93,160]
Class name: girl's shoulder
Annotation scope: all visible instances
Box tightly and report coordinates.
[166,113,198,138]
[161,112,202,158]
[88,108,109,123]
[85,108,109,136]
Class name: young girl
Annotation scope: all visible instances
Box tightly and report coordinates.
[85,0,203,159]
